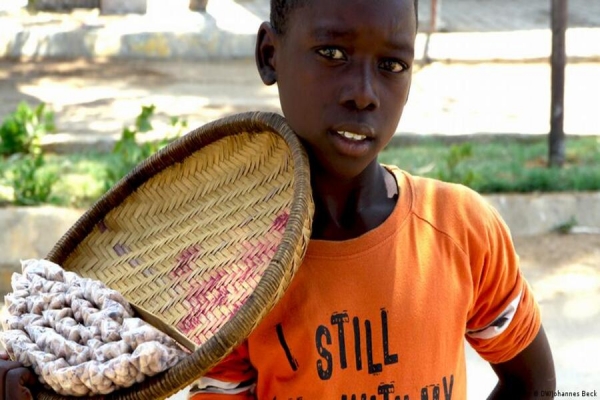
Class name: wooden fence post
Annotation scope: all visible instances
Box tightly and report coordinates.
[549,0,568,167]
[422,0,440,63]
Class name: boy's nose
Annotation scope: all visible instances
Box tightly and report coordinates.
[339,63,380,112]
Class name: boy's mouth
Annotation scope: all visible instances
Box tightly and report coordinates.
[326,127,375,158]
[329,124,375,142]
[336,131,368,141]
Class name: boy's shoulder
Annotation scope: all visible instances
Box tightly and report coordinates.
[388,165,489,212]
[387,165,507,246]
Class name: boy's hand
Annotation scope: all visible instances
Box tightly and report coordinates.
[0,351,37,400]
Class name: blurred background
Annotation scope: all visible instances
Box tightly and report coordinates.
[0,0,599,398]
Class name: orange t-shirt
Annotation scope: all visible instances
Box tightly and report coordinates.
[190,167,541,399]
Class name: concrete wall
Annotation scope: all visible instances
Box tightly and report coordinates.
[30,0,202,15]
[0,206,83,294]
[33,0,99,10]
[100,0,146,14]
[485,192,600,237]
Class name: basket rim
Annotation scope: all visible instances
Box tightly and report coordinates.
[42,111,313,400]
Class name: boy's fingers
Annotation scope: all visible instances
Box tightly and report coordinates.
[5,367,35,400]
[0,352,9,361]
[0,360,23,380]
[0,361,26,398]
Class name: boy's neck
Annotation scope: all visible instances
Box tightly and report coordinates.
[310,162,398,241]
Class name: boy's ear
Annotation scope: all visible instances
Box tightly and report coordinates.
[255,22,278,86]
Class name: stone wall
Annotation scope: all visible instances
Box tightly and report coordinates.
[99,0,146,14]
[31,0,206,14]
[0,206,83,294]
[33,0,99,10]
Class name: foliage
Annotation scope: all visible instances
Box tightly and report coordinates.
[434,143,478,187]
[135,104,156,133]
[9,153,58,206]
[554,216,578,234]
[0,102,57,205]
[1,107,598,208]
[379,137,600,193]
[0,102,189,207]
[0,102,55,156]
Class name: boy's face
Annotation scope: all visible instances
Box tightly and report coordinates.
[257,0,416,180]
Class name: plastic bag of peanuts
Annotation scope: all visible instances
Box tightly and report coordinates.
[0,259,189,397]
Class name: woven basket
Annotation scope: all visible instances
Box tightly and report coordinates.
[37,112,314,400]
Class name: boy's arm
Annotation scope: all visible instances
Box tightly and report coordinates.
[487,325,556,400]
[460,195,555,399]
[188,342,256,400]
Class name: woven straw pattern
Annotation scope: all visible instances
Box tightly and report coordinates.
[64,132,292,345]
[40,112,313,400]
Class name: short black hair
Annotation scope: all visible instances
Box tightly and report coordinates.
[270,0,419,35]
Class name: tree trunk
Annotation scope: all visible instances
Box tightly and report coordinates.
[548,0,568,168]
[189,0,208,12]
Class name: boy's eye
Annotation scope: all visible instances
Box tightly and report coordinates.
[379,59,406,73]
[317,47,345,60]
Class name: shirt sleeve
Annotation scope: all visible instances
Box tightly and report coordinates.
[188,341,256,399]
[465,203,541,364]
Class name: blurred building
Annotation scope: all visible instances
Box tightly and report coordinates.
[31,0,208,14]
[32,0,99,10]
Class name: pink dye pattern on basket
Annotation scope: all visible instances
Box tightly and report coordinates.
[98,219,109,233]
[113,243,129,256]
[178,312,201,336]
[177,212,290,340]
[178,268,229,335]
[129,258,142,268]
[271,212,289,233]
[238,211,288,269]
[240,240,278,270]
[171,245,202,278]
[237,211,288,269]
[185,269,227,309]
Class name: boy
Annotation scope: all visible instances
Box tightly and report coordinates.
[188,0,555,399]
[0,0,555,398]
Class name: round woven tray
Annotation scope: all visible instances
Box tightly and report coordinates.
[38,112,314,400]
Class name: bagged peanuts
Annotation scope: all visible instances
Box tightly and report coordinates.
[0,259,189,397]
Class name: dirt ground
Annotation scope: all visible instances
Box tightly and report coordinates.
[510,232,600,335]
[1,58,599,145]
[466,232,600,398]
[515,232,600,270]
